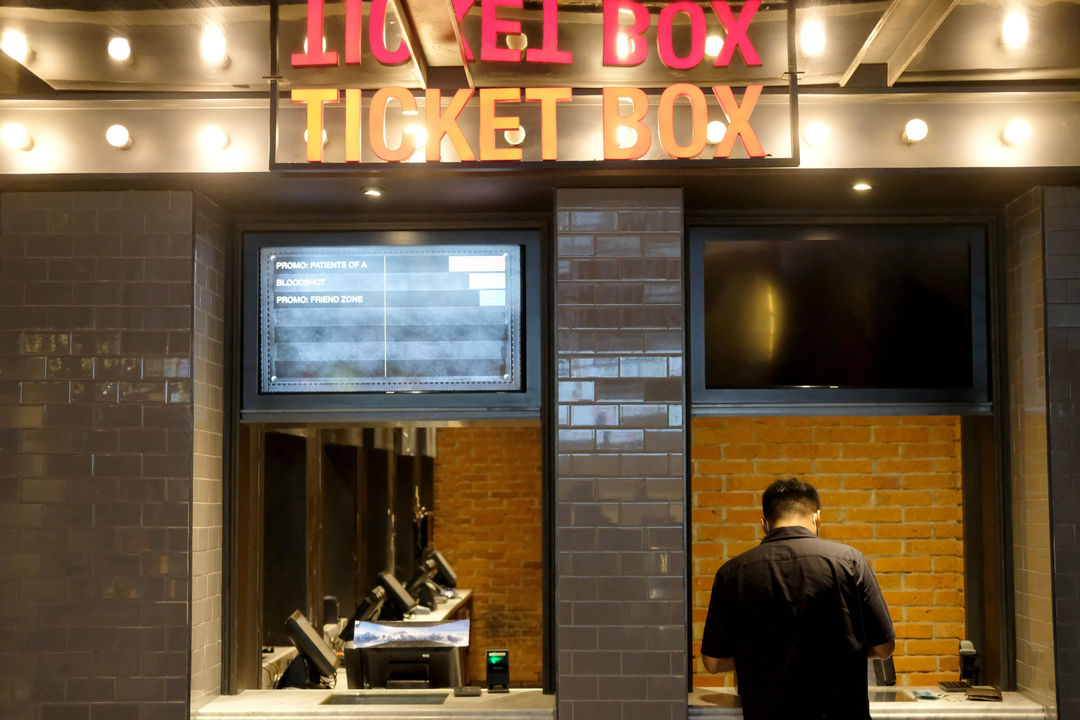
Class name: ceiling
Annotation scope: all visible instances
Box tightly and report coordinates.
[3,163,1076,217]
[1,0,1078,215]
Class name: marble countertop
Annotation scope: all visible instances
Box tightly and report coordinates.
[689,687,1047,719]
[193,687,554,720]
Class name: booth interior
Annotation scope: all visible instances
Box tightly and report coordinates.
[236,423,544,693]
[684,216,1029,698]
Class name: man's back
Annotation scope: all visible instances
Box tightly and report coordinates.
[701,526,894,720]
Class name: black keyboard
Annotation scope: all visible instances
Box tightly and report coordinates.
[939,681,970,692]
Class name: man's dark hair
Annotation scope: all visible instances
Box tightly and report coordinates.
[762,478,821,522]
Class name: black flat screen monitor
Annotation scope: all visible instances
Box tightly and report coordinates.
[378,571,418,618]
[427,550,457,589]
[405,558,439,597]
[340,586,388,641]
[689,223,990,410]
[241,230,542,421]
[284,610,338,679]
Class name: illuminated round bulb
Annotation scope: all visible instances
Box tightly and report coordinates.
[902,118,928,143]
[363,187,383,198]
[404,123,427,147]
[803,121,829,148]
[105,124,132,149]
[853,182,872,192]
[302,36,328,54]
[1002,118,1031,145]
[1,122,33,151]
[1002,11,1029,50]
[504,125,526,146]
[800,20,826,57]
[200,26,228,66]
[505,33,527,51]
[704,34,723,58]
[706,120,726,144]
[108,37,132,63]
[616,125,637,149]
[303,128,328,146]
[1,29,30,63]
[200,126,229,151]
[616,33,634,60]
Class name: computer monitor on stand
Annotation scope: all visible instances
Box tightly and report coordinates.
[376,571,418,620]
[283,610,339,687]
[340,586,388,642]
[405,558,440,610]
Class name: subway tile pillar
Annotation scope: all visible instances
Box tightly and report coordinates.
[555,189,687,720]
[1006,186,1080,719]
[0,190,228,720]
[1042,188,1080,719]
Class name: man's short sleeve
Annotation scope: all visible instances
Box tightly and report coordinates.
[857,553,895,648]
[701,567,733,659]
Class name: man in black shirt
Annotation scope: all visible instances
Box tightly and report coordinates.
[700,478,896,720]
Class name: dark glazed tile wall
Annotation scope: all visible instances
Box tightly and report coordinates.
[555,189,687,720]
[190,197,228,709]
[1043,187,1080,720]
[1004,188,1056,713]
[0,191,198,720]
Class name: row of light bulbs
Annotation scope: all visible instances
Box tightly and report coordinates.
[1,115,1035,156]
[1,25,230,67]
[798,9,1030,57]
[533,10,1030,62]
[803,117,1033,148]
[0,122,231,152]
[1,10,1031,71]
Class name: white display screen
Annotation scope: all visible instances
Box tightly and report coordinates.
[259,244,523,393]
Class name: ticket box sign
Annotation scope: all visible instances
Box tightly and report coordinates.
[271,0,798,167]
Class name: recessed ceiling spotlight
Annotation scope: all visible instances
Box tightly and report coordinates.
[1,29,31,63]
[105,124,133,149]
[200,126,230,151]
[706,120,726,144]
[853,182,873,192]
[200,25,229,67]
[1002,118,1031,145]
[504,125,526,146]
[505,33,527,51]
[902,118,929,143]
[704,34,723,58]
[108,37,132,63]
[803,121,829,148]
[799,20,825,57]
[363,187,383,198]
[1002,10,1029,50]
[1,122,33,151]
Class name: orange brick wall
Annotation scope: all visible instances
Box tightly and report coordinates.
[433,425,544,687]
[691,416,965,688]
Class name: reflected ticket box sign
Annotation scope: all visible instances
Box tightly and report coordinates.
[260,244,522,393]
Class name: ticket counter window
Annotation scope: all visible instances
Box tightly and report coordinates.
[236,423,544,692]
